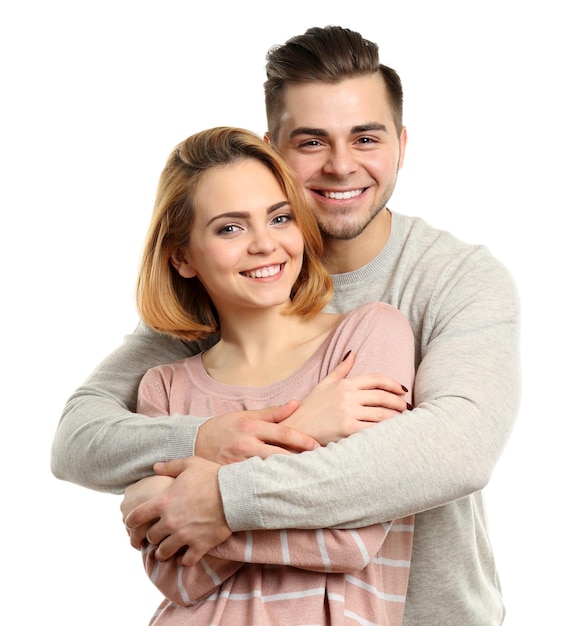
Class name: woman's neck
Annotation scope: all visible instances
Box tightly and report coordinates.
[202,308,340,387]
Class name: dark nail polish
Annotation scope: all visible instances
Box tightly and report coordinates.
[401,385,408,392]
[342,351,351,361]
[407,402,413,410]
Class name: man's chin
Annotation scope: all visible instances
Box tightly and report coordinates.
[318,223,368,241]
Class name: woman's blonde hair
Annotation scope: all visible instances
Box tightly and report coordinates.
[137,126,333,340]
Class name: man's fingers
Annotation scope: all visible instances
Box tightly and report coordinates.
[180,545,210,567]
[264,424,320,452]
[154,458,190,477]
[154,534,190,562]
[258,399,299,424]
[250,401,320,452]
[128,522,151,550]
[124,500,159,530]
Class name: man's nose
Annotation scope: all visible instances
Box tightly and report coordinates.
[322,145,358,177]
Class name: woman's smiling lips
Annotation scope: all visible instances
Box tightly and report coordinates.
[240,263,284,279]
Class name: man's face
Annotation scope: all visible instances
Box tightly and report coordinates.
[273,74,407,241]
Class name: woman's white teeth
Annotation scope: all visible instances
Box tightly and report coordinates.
[322,189,364,199]
[243,265,281,278]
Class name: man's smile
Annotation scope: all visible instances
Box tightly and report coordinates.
[318,188,366,199]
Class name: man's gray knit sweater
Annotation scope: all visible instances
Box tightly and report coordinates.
[52,211,521,625]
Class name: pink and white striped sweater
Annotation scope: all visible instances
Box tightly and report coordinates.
[137,301,415,625]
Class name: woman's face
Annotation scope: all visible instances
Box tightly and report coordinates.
[172,158,305,315]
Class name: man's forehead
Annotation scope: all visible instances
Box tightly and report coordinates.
[279,76,394,128]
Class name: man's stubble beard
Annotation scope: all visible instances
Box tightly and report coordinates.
[315,193,391,241]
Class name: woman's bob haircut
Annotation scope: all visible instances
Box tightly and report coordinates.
[137,126,333,340]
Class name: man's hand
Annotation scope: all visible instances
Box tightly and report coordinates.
[284,351,411,445]
[196,400,320,464]
[123,456,232,566]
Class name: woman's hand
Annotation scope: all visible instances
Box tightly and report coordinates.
[121,474,175,549]
[283,352,411,445]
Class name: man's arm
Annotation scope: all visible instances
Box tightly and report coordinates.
[124,466,405,592]
[52,322,315,493]
[51,322,201,493]
[220,255,521,530]
[122,252,520,553]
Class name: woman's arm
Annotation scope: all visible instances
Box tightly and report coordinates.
[124,473,398,605]
[281,352,411,444]
[208,524,393,572]
[144,522,397,605]
[122,474,243,604]
[143,543,244,605]
[124,302,418,562]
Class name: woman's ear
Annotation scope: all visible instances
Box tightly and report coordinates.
[170,248,197,278]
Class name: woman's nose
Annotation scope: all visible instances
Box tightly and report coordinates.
[248,228,277,254]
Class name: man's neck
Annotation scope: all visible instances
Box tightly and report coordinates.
[322,209,392,275]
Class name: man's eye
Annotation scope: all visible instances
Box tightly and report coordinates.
[299,139,322,148]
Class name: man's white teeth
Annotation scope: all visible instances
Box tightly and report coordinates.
[322,189,364,200]
[243,265,281,278]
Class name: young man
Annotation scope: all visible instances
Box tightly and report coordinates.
[53,26,520,625]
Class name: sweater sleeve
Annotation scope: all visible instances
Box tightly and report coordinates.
[219,254,521,530]
[146,523,396,606]
[208,524,392,572]
[142,543,244,605]
[51,322,204,494]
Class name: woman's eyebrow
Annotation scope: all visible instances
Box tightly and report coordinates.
[205,201,290,227]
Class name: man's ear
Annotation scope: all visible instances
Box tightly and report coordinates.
[398,126,408,170]
[170,248,197,278]
[263,132,272,145]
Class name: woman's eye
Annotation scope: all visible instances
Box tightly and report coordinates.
[272,214,293,226]
[218,224,242,234]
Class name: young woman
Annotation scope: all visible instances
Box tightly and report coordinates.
[128,127,415,625]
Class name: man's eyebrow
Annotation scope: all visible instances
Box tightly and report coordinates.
[289,127,328,138]
[289,123,388,139]
[351,123,388,134]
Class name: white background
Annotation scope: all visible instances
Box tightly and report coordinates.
[2,1,582,624]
